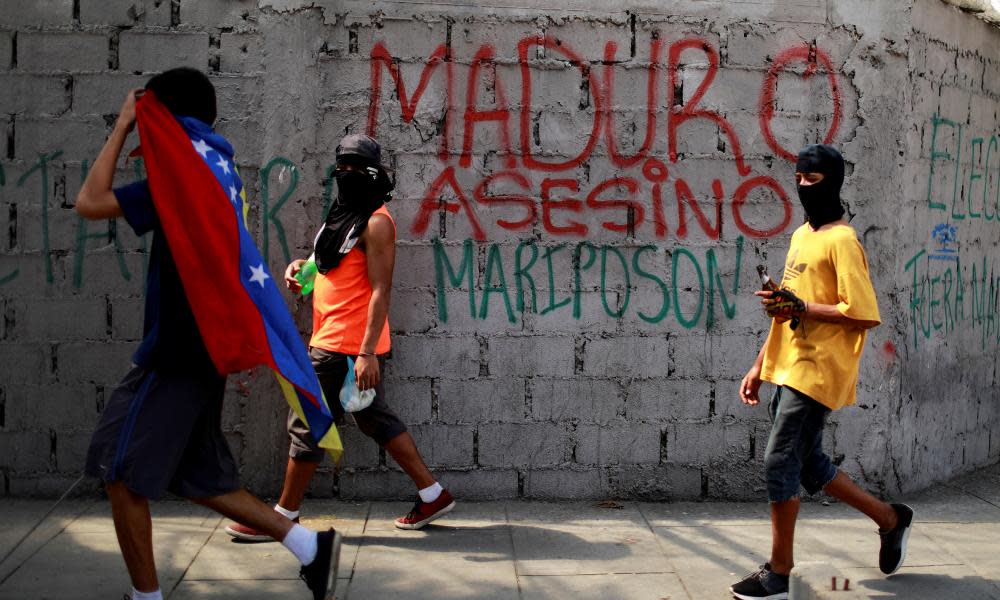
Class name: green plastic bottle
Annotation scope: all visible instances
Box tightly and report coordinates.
[295,259,318,296]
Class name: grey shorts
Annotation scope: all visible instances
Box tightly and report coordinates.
[288,347,407,462]
[763,386,839,502]
[85,365,240,500]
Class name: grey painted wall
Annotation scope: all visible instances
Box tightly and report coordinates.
[0,0,997,499]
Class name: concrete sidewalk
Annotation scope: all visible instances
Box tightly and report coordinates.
[1,464,998,600]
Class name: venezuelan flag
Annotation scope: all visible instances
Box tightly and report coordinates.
[135,92,342,462]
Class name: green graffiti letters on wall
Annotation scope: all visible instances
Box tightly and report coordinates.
[433,236,744,329]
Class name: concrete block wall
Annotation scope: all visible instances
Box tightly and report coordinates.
[0,0,996,500]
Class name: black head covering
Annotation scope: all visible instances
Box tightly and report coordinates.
[145,67,217,125]
[313,134,394,273]
[795,144,845,229]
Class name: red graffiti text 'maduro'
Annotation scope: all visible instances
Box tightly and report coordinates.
[365,37,841,240]
[759,44,842,162]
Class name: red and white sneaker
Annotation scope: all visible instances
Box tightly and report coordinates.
[225,516,298,542]
[394,489,456,530]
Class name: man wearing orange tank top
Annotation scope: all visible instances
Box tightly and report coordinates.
[226,135,454,540]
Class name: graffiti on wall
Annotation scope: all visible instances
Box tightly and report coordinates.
[0,35,847,332]
[904,114,1000,350]
[366,36,841,241]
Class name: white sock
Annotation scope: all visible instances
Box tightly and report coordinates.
[131,588,163,600]
[418,481,443,504]
[282,523,318,565]
[274,504,300,520]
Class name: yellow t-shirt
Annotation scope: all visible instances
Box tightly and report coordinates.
[760,223,881,410]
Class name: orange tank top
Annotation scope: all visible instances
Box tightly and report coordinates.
[309,206,394,355]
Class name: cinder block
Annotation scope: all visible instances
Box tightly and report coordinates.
[55,341,133,384]
[54,431,92,471]
[524,467,605,499]
[118,31,210,74]
[368,18,448,62]
[625,378,712,421]
[575,422,661,466]
[0,32,13,71]
[15,117,107,162]
[667,421,751,465]
[338,425,381,469]
[220,33,265,74]
[477,422,570,468]
[545,17,630,63]
[406,423,474,468]
[381,377,433,424]
[432,469,519,500]
[606,463,703,499]
[438,377,525,423]
[384,335,479,378]
[0,74,71,115]
[451,18,541,62]
[4,383,100,430]
[529,377,622,424]
[488,335,575,377]
[0,0,72,26]
[11,297,106,341]
[0,343,49,384]
[18,32,109,73]
[389,288,437,334]
[179,0,258,28]
[0,431,51,472]
[582,335,669,378]
[338,469,416,500]
[72,73,148,116]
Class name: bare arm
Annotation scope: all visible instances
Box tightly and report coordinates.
[354,213,395,391]
[75,89,141,220]
[755,290,877,330]
[740,330,771,406]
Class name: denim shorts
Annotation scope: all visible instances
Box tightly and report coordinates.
[763,386,839,502]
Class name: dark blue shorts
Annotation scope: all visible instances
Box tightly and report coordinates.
[763,386,839,502]
[85,365,240,500]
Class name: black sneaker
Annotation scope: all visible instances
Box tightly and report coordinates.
[729,563,789,600]
[879,503,913,575]
[299,528,342,600]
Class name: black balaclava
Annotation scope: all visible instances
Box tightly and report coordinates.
[796,144,845,229]
[313,134,394,273]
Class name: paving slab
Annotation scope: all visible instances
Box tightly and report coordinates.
[2,464,1000,600]
[519,573,690,600]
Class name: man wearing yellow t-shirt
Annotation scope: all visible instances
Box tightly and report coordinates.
[730,145,914,600]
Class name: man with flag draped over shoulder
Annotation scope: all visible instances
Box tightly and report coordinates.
[76,68,341,600]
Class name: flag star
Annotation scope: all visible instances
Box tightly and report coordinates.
[192,138,212,158]
[216,157,231,175]
[229,185,239,205]
[249,263,270,288]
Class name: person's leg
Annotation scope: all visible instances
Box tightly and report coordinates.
[277,457,321,512]
[768,498,800,575]
[761,387,829,575]
[383,431,434,489]
[106,481,159,593]
[823,471,898,531]
[192,489,293,541]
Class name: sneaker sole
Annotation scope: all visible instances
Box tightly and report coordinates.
[393,500,456,530]
[884,523,911,575]
[224,525,276,543]
[325,530,343,600]
[730,589,788,600]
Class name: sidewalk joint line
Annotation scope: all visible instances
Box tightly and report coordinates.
[165,515,223,599]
